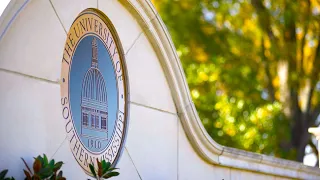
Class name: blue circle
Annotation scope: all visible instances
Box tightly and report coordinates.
[69,35,118,153]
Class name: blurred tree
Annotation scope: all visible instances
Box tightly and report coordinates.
[152,0,320,162]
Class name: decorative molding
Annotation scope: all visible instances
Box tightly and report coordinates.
[120,0,320,179]
[0,0,30,41]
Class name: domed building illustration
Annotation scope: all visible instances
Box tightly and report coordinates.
[80,37,108,142]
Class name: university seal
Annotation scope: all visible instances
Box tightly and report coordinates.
[60,8,129,174]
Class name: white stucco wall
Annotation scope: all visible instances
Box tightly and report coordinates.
[0,0,320,179]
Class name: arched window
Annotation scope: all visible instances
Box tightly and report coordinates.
[95,115,99,128]
[91,114,95,128]
[101,117,107,129]
[82,113,88,126]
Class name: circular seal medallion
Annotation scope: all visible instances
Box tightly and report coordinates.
[60,8,129,174]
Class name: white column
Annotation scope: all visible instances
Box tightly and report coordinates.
[309,127,320,167]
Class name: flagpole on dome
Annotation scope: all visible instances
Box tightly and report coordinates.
[91,37,98,68]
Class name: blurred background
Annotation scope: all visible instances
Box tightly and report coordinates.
[152,0,320,166]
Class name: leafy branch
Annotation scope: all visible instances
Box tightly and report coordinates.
[0,169,15,180]
[21,154,66,180]
[88,159,119,180]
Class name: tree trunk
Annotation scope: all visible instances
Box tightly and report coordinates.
[296,130,311,162]
[252,0,320,162]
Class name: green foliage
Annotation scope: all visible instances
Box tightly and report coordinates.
[0,169,15,180]
[21,154,66,180]
[89,159,119,179]
[153,0,320,161]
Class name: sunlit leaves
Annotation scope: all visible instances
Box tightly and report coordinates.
[153,0,320,161]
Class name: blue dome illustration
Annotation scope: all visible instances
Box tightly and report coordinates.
[80,37,108,142]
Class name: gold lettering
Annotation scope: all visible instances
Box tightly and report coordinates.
[68,34,75,47]
[64,42,72,58]
[80,18,86,34]
[73,140,81,155]
[87,18,93,30]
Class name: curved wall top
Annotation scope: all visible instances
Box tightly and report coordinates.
[0,0,320,179]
